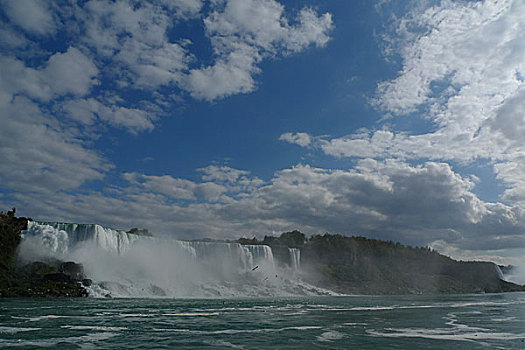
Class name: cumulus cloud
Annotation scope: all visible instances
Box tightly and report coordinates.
[273,0,525,260]
[156,0,203,19]
[66,0,332,99]
[0,0,332,198]
[0,96,109,193]
[285,0,525,207]
[185,0,333,100]
[0,0,333,129]
[78,0,193,88]
[5,161,524,258]
[61,98,154,133]
[0,47,98,102]
[279,132,312,147]
[0,45,106,193]
[124,173,198,200]
[122,166,263,203]
[41,47,99,97]
[185,43,260,100]
[0,24,29,49]
[374,0,525,175]
[3,0,522,265]
[1,0,55,35]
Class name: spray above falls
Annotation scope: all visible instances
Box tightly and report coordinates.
[18,221,331,298]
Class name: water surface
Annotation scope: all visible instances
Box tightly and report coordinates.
[1,293,524,349]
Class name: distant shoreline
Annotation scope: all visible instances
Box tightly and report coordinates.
[2,211,524,297]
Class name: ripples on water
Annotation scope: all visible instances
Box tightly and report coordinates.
[1,293,524,349]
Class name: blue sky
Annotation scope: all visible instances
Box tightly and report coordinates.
[1,0,524,266]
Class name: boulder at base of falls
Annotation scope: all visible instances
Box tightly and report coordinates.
[59,261,85,280]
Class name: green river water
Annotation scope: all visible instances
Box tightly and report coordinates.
[1,293,524,349]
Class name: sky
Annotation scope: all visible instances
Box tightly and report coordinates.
[0,0,524,265]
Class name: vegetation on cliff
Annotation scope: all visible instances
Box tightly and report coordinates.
[0,210,88,297]
[239,231,525,295]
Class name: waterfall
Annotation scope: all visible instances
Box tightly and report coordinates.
[494,264,505,280]
[289,248,301,271]
[19,221,329,297]
[21,221,275,272]
[22,221,143,256]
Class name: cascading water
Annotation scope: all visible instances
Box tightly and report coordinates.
[21,221,143,256]
[19,221,335,297]
[494,264,505,281]
[289,248,301,271]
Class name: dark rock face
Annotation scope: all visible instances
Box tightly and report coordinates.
[300,234,525,295]
[82,279,92,287]
[127,227,153,236]
[0,211,88,298]
[150,284,166,296]
[59,262,85,280]
[43,273,73,283]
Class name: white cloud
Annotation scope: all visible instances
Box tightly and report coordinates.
[42,47,99,97]
[185,43,260,100]
[285,0,525,206]
[0,24,29,48]
[184,0,333,100]
[79,0,192,89]
[285,8,333,53]
[1,0,333,138]
[494,158,525,204]
[195,182,229,202]
[1,0,55,35]
[61,98,154,133]
[5,161,523,260]
[118,42,189,88]
[4,0,521,265]
[156,0,203,19]
[121,166,262,204]
[199,165,250,183]
[69,0,331,100]
[0,48,98,102]
[0,56,50,101]
[372,0,525,171]
[0,0,334,202]
[199,165,263,193]
[279,132,312,147]
[0,96,109,193]
[125,173,198,200]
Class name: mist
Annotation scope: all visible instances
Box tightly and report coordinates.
[17,221,329,298]
[504,262,525,286]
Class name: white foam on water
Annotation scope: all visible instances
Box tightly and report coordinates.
[316,330,345,342]
[204,339,245,349]
[162,312,219,317]
[61,325,128,331]
[366,328,525,342]
[118,313,156,318]
[154,325,323,335]
[307,304,436,312]
[491,316,517,322]
[0,332,118,348]
[28,315,83,322]
[368,310,525,343]
[0,326,41,334]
